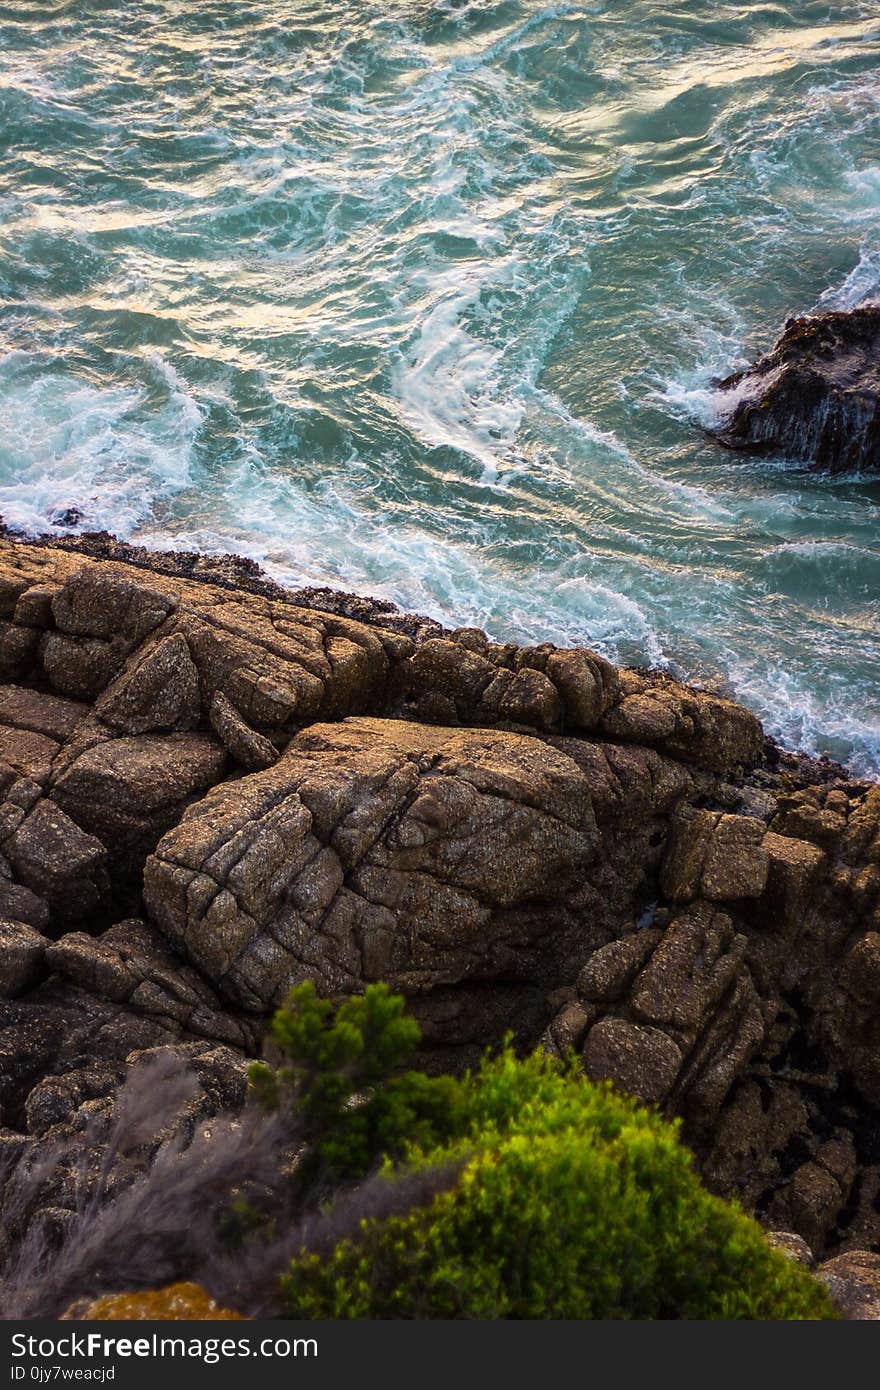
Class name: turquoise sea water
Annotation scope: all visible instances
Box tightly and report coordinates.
[1,1,880,770]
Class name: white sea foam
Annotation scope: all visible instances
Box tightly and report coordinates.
[720,652,880,778]
[0,355,200,537]
[818,239,880,309]
[656,371,748,431]
[535,385,733,519]
[146,454,667,665]
[391,257,527,482]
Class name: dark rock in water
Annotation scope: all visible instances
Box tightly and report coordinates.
[712,306,880,473]
[50,509,84,528]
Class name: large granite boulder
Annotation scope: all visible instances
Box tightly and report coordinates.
[712,306,880,473]
[143,718,604,1010]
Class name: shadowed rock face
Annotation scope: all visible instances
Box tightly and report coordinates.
[712,306,880,473]
[2,533,880,1279]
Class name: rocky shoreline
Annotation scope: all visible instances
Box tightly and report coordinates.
[1,527,879,1314]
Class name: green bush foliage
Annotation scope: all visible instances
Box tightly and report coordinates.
[278,1047,836,1321]
[248,981,462,1183]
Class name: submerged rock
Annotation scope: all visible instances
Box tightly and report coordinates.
[712,306,880,473]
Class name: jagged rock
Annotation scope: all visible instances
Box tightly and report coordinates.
[24,1062,124,1138]
[405,639,495,720]
[0,724,59,784]
[95,634,201,734]
[839,931,880,1004]
[659,805,829,963]
[841,785,880,862]
[2,534,880,1263]
[2,1042,250,1267]
[702,1078,803,1202]
[1,545,402,743]
[0,685,87,741]
[776,1155,851,1256]
[0,539,764,769]
[39,632,128,700]
[3,799,109,926]
[577,930,663,1003]
[0,622,40,682]
[601,691,677,743]
[840,1166,880,1255]
[600,677,763,774]
[13,584,59,629]
[771,787,848,850]
[541,999,593,1055]
[0,919,48,997]
[0,980,252,1134]
[628,907,749,1034]
[51,570,176,645]
[480,665,561,730]
[50,733,227,886]
[208,690,279,770]
[411,980,553,1060]
[546,648,620,729]
[552,903,765,1126]
[22,1041,247,1146]
[0,988,182,1124]
[811,925,880,1103]
[762,831,827,926]
[174,607,326,729]
[404,639,758,771]
[712,307,880,473]
[1,766,44,851]
[662,811,769,902]
[817,1251,880,1320]
[0,875,49,931]
[582,1017,683,1104]
[44,920,260,1049]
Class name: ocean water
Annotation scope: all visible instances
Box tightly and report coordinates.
[1,2,880,772]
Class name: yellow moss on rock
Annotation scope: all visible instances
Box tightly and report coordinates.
[64,1282,246,1320]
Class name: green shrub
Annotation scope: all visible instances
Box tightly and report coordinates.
[280,1048,836,1320]
[248,981,462,1183]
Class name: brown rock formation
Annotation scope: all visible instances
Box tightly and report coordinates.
[1,531,879,1286]
[712,306,880,473]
